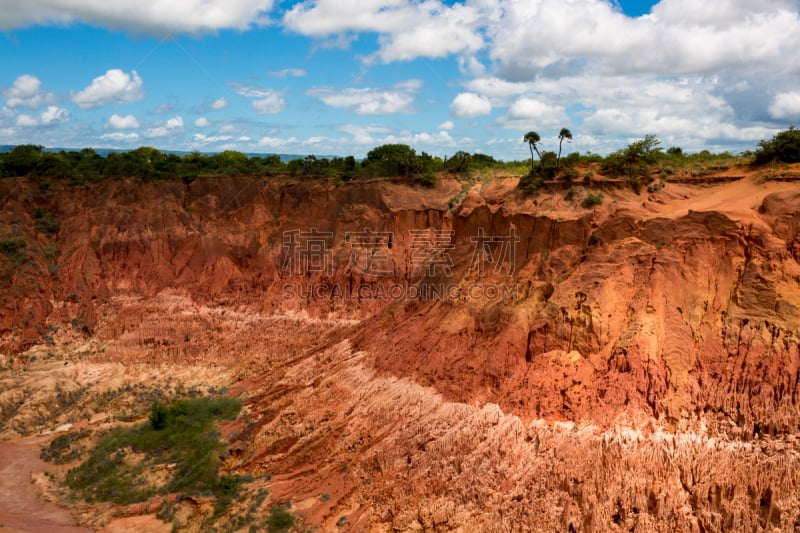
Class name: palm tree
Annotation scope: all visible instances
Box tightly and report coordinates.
[523,131,542,172]
[557,127,573,168]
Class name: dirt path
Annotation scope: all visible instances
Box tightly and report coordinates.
[0,435,91,533]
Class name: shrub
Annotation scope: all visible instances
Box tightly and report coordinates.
[754,126,800,164]
[33,209,60,235]
[41,429,89,464]
[266,506,296,533]
[601,134,661,192]
[0,238,27,264]
[67,396,241,505]
[565,186,578,201]
[581,192,604,208]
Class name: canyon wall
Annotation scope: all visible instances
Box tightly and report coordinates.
[2,173,800,530]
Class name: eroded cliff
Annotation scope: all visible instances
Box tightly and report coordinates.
[2,170,800,531]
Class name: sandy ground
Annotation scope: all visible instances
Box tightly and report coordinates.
[0,436,89,533]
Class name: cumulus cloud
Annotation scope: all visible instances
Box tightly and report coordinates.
[72,69,143,109]
[100,132,140,142]
[252,93,286,114]
[258,136,298,148]
[13,106,69,127]
[195,117,211,127]
[486,0,800,79]
[3,74,55,109]
[231,84,286,114]
[192,133,233,144]
[308,80,421,115]
[16,114,38,127]
[283,0,484,62]
[40,105,70,125]
[504,97,566,125]
[0,0,275,34]
[144,116,183,138]
[438,120,455,130]
[269,68,307,78]
[210,97,229,110]
[450,92,492,118]
[107,113,140,129]
[769,91,800,119]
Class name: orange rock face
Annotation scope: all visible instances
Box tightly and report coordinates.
[2,172,800,530]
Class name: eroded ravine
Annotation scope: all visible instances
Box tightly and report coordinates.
[0,436,89,533]
[1,170,800,530]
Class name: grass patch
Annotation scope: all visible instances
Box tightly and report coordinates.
[66,396,241,507]
[266,505,296,532]
[41,429,90,464]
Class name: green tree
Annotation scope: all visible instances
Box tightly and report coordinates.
[523,131,542,172]
[557,127,573,168]
[3,144,44,176]
[364,144,421,177]
[754,126,800,164]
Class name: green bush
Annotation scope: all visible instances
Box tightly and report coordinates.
[601,135,661,192]
[754,126,800,164]
[581,192,604,208]
[33,208,60,235]
[41,429,90,464]
[267,506,296,532]
[0,238,27,264]
[67,396,241,505]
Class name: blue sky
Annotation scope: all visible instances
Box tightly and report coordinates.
[1,0,799,160]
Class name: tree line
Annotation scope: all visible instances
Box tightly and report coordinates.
[0,144,516,186]
[0,126,796,187]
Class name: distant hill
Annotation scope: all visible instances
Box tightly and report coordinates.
[0,144,327,163]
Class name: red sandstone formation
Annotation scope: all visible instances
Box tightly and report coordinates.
[1,168,800,530]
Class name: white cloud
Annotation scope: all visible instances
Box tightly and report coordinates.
[107,113,140,129]
[192,133,233,144]
[144,116,183,138]
[769,91,800,119]
[438,120,455,130]
[486,0,800,79]
[154,102,175,114]
[252,93,286,114]
[0,0,275,34]
[13,106,70,127]
[269,68,307,78]
[72,69,143,109]
[165,116,183,129]
[219,124,240,134]
[254,125,458,157]
[258,136,298,148]
[506,97,565,124]
[195,117,211,127]
[308,80,420,115]
[16,114,38,127]
[3,74,54,109]
[40,105,70,125]
[450,92,491,118]
[231,84,286,114]
[210,97,229,110]
[100,132,140,142]
[284,0,485,62]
